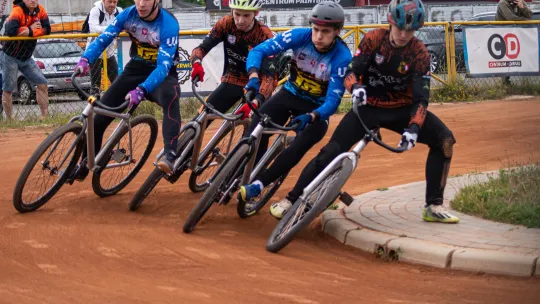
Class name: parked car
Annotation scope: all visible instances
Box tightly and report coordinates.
[416,11,540,74]
[13,39,91,104]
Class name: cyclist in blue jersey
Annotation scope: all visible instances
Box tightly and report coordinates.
[69,0,181,181]
[238,1,352,218]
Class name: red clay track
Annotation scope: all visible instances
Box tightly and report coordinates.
[1,99,539,303]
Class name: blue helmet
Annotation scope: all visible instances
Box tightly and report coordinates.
[387,0,425,31]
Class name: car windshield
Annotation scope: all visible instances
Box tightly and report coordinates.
[34,42,83,58]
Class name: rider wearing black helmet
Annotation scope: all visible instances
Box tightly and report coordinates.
[239,1,352,218]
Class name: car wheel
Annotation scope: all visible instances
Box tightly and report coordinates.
[17,78,35,105]
[428,51,442,74]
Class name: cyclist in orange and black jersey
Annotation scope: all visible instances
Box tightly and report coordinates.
[190,0,276,118]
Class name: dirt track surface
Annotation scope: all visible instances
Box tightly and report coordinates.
[1,99,540,303]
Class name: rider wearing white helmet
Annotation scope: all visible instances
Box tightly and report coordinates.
[188,0,277,156]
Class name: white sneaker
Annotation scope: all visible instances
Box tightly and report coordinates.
[270,199,292,219]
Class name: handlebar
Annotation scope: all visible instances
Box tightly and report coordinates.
[192,77,243,121]
[244,91,301,132]
[71,71,129,112]
[352,96,408,153]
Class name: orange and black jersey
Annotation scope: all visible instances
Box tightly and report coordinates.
[190,15,276,100]
[344,28,431,128]
[2,0,51,61]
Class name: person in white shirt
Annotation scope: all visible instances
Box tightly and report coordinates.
[86,0,122,96]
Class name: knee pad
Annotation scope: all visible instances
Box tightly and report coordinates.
[442,133,456,159]
[315,141,342,169]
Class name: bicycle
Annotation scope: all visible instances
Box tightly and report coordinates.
[266,97,408,253]
[13,72,159,213]
[182,92,299,233]
[128,78,249,211]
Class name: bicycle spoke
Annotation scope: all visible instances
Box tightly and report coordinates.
[274,168,341,241]
[99,122,151,191]
[22,131,78,205]
[195,123,245,186]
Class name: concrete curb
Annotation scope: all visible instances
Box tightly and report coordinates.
[321,209,540,277]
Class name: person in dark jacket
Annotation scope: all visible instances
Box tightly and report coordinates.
[1,0,50,119]
[496,0,532,85]
[496,0,533,21]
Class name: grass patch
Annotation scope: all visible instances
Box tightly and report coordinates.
[451,165,540,228]
[0,97,204,130]
[431,78,540,103]
[377,187,389,191]
[0,112,78,130]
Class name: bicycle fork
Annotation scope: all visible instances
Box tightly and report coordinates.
[299,137,371,207]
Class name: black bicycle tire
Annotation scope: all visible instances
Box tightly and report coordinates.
[236,136,295,218]
[13,122,84,213]
[91,115,158,197]
[188,120,249,193]
[266,158,354,253]
[128,128,196,211]
[183,144,250,233]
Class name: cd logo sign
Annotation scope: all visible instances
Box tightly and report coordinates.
[487,33,520,60]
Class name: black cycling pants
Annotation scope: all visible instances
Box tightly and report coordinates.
[204,82,244,125]
[247,88,329,186]
[82,60,181,161]
[288,106,456,206]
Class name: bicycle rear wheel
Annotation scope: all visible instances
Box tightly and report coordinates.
[266,158,354,253]
[188,120,248,193]
[128,128,195,211]
[92,115,158,197]
[237,136,295,218]
[183,144,249,233]
[13,122,84,213]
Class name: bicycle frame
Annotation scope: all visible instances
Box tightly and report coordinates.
[242,124,290,185]
[151,103,245,176]
[55,101,135,175]
[203,115,292,205]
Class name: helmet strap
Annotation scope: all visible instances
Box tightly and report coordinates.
[141,0,159,21]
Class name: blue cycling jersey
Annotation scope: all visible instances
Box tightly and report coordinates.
[83,6,179,94]
[246,28,352,121]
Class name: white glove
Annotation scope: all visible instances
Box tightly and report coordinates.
[351,84,367,106]
[399,129,418,151]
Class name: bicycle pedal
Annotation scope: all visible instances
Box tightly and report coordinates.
[339,192,354,206]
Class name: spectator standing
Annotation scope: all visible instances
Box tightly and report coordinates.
[496,0,533,21]
[86,0,122,96]
[496,0,532,85]
[1,0,50,120]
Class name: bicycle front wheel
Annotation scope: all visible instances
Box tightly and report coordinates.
[266,158,354,253]
[92,115,158,197]
[188,119,249,193]
[13,122,84,213]
[183,144,250,233]
[237,135,295,218]
[128,128,195,211]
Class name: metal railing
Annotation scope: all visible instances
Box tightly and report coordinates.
[1,21,539,121]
